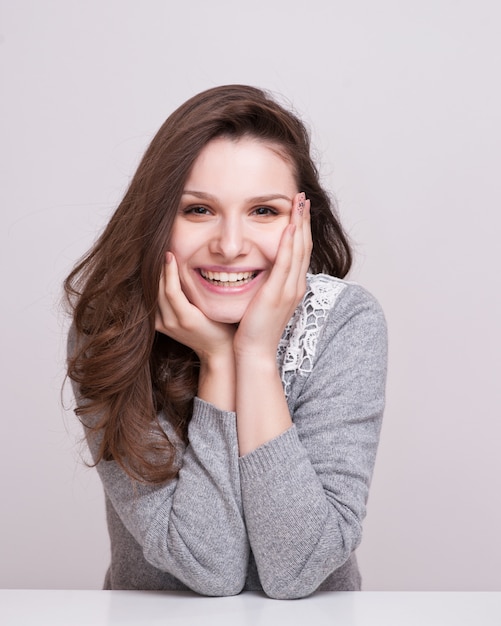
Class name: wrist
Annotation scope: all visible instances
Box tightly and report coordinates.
[233,334,280,363]
[234,352,282,401]
[198,352,236,412]
[234,350,278,373]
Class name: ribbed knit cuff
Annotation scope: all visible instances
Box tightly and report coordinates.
[238,425,306,480]
[192,396,236,421]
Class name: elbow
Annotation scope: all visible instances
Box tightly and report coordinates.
[144,527,249,597]
[159,561,247,597]
[260,524,363,600]
[261,581,317,601]
[190,571,246,597]
[258,570,323,600]
[176,552,249,597]
[189,548,249,597]
[260,556,348,600]
[143,555,246,597]
[260,564,332,599]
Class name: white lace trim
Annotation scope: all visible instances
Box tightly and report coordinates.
[276,274,347,398]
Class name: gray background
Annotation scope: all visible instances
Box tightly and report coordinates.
[1,0,500,590]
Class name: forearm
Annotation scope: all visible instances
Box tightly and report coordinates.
[144,399,248,594]
[235,354,292,456]
[90,398,249,596]
[239,426,361,599]
[198,352,236,412]
[236,279,388,599]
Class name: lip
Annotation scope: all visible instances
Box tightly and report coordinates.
[194,267,264,294]
[198,265,261,273]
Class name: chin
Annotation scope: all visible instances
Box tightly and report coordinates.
[202,306,244,325]
[208,312,243,325]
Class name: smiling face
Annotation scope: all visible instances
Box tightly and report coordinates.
[169,136,298,324]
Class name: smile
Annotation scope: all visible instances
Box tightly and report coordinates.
[199,269,257,287]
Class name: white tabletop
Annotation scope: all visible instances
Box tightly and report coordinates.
[1,590,500,626]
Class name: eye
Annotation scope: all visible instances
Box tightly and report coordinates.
[183,205,212,215]
[252,206,278,216]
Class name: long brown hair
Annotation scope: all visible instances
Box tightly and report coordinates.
[65,84,352,483]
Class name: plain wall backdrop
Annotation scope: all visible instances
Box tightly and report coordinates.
[1,0,500,590]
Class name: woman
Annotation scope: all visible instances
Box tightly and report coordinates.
[65,84,387,599]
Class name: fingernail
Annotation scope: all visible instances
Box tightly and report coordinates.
[297,192,306,215]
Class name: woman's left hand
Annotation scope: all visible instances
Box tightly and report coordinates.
[234,192,312,360]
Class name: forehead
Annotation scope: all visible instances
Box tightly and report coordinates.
[186,136,297,187]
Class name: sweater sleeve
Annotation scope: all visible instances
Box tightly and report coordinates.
[238,284,387,599]
[68,330,249,595]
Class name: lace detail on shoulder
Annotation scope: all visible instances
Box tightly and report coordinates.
[276,274,347,398]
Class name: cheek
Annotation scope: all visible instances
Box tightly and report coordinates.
[259,228,285,263]
[168,225,181,255]
[169,224,196,264]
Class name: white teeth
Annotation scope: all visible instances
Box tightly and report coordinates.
[201,270,255,284]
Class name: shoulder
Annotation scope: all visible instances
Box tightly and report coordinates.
[305,273,384,318]
[277,274,387,397]
[303,273,386,341]
[309,274,386,342]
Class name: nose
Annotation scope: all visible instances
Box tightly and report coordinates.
[209,215,249,259]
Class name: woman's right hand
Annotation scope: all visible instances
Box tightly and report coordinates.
[156,252,237,410]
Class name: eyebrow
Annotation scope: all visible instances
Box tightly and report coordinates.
[182,190,292,203]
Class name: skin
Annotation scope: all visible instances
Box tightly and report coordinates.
[155,136,312,455]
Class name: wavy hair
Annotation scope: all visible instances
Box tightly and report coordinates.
[65,84,352,483]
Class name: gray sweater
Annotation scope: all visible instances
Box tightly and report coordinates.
[70,274,387,599]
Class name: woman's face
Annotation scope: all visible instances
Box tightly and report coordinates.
[169,136,298,324]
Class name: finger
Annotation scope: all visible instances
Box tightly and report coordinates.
[300,199,312,277]
[254,192,306,306]
[261,223,296,303]
[161,252,198,321]
[283,193,308,294]
[156,253,175,330]
[292,194,312,277]
[289,191,305,229]
[156,252,192,331]
[267,193,305,291]
[280,206,310,312]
